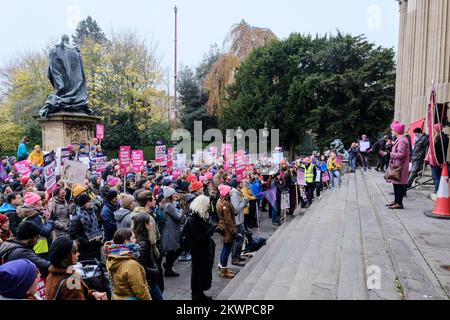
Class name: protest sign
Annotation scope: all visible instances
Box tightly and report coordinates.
[96,124,105,140]
[359,140,370,153]
[0,164,10,182]
[119,146,132,175]
[44,161,57,193]
[62,161,88,185]
[132,150,144,173]
[94,156,107,173]
[43,151,56,167]
[78,153,90,168]
[336,154,344,166]
[297,169,307,186]
[272,151,284,165]
[177,154,187,168]
[281,191,290,210]
[155,145,167,166]
[167,148,174,169]
[56,147,71,175]
[234,150,247,182]
[14,161,31,176]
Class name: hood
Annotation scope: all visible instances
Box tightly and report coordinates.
[0,203,16,213]
[114,208,131,223]
[105,243,139,272]
[16,206,39,220]
[0,241,22,257]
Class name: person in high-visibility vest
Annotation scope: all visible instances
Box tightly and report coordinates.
[303,157,317,204]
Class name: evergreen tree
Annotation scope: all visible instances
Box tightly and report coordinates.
[72,16,108,47]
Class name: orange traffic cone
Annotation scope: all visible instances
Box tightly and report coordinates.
[424,164,450,219]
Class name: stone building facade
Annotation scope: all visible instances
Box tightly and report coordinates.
[395,0,450,126]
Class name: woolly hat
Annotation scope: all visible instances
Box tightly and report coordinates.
[105,189,118,202]
[120,194,135,209]
[0,259,37,299]
[218,184,232,197]
[49,237,74,267]
[108,177,120,187]
[24,192,41,206]
[176,180,190,193]
[390,120,400,130]
[162,177,173,187]
[76,193,92,207]
[72,185,87,198]
[163,186,176,198]
[172,171,181,180]
[187,174,197,183]
[229,178,238,189]
[155,175,164,185]
[67,144,74,152]
[191,181,203,192]
[392,122,406,135]
[205,172,214,180]
[0,214,8,225]
[20,177,31,186]
[16,221,41,240]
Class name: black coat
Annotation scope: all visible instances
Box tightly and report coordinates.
[69,209,102,262]
[411,134,429,162]
[435,134,449,165]
[186,213,216,293]
[136,239,160,287]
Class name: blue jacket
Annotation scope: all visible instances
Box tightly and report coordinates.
[0,203,20,235]
[101,201,118,241]
[249,179,263,201]
[17,143,29,160]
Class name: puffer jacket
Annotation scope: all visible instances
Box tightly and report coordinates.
[105,244,152,300]
[230,189,248,226]
[49,197,70,239]
[16,205,55,239]
[114,208,133,229]
[101,201,118,242]
[216,197,236,244]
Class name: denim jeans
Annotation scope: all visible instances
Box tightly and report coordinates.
[431,166,442,193]
[232,224,245,260]
[330,170,341,188]
[350,157,357,172]
[150,283,164,300]
[220,243,233,267]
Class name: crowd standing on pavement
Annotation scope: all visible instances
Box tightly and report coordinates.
[1,123,448,301]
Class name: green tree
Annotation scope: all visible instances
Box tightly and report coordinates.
[72,16,108,47]
[178,46,220,135]
[221,32,395,159]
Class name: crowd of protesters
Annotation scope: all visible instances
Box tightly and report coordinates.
[0,135,349,301]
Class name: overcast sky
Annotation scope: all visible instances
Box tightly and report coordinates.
[0,0,399,72]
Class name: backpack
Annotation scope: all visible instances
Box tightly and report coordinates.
[154,206,165,233]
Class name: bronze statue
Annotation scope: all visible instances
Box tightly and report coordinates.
[40,35,94,119]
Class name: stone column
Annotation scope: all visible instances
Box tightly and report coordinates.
[395,0,408,121]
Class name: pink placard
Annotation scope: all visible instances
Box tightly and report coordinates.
[119,146,131,175]
[96,124,105,140]
[167,148,174,169]
[132,150,144,173]
[14,161,31,176]
[234,150,247,182]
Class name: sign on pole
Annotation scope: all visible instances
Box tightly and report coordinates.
[155,145,167,166]
[14,161,31,176]
[44,161,58,194]
[119,146,132,175]
[234,150,247,182]
[132,150,145,173]
[96,124,105,140]
[281,191,290,210]
[94,156,107,173]
[167,148,174,169]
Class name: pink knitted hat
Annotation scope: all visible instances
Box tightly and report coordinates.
[218,184,232,197]
[392,122,405,134]
[24,192,41,206]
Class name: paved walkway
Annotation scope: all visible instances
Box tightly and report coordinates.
[217,170,450,300]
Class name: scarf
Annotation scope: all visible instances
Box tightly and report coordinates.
[75,206,103,242]
[106,243,140,260]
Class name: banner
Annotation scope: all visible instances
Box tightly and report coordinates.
[44,161,58,194]
[62,161,88,185]
[263,187,277,214]
[14,161,31,176]
[408,118,425,148]
[132,150,145,173]
[119,146,132,175]
[96,124,105,140]
[426,86,439,166]
[234,150,247,182]
[94,156,107,173]
[155,145,167,166]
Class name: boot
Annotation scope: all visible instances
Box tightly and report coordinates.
[219,267,235,279]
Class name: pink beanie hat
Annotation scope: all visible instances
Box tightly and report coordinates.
[205,172,214,180]
[67,144,74,152]
[218,184,232,197]
[393,122,406,134]
[172,171,181,180]
[108,176,120,187]
[24,192,41,206]
[390,120,400,130]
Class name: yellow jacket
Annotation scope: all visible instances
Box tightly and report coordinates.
[241,184,256,215]
[327,159,342,171]
[106,255,152,300]
[28,150,44,167]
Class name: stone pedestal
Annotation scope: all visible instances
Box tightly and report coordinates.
[37,112,102,152]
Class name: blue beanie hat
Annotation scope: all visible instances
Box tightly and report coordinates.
[0,259,37,299]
